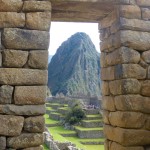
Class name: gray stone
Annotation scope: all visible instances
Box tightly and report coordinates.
[2,50,28,68]
[24,116,45,133]
[141,80,150,96]
[0,104,45,116]
[0,115,24,136]
[0,0,23,12]
[0,85,13,104]
[142,8,150,20]
[0,68,47,85]
[2,28,50,50]
[0,52,2,67]
[0,12,25,28]
[28,50,48,69]
[23,146,43,150]
[0,136,6,150]
[7,133,44,149]
[14,86,46,105]
[142,50,150,63]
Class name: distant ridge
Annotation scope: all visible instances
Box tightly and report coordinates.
[48,32,101,97]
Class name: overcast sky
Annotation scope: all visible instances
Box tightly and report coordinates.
[49,22,100,55]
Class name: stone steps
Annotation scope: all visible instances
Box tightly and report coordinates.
[46,123,60,127]
[49,113,63,121]
[81,119,103,128]
[57,107,69,115]
[84,109,99,115]
[85,114,101,120]
[80,141,104,145]
[75,126,104,139]
[60,132,77,137]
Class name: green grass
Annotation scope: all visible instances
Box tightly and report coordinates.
[44,114,59,124]
[86,114,101,117]
[46,107,53,111]
[75,126,103,131]
[43,144,49,150]
[82,119,102,122]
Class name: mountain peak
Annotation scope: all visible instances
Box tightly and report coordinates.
[48,32,101,97]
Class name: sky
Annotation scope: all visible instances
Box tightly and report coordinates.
[49,22,100,55]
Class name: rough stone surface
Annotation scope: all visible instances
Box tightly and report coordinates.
[148,67,150,79]
[115,64,146,79]
[0,85,13,104]
[145,117,150,130]
[0,68,47,85]
[26,12,51,31]
[0,0,23,12]
[136,0,150,6]
[121,30,150,51]
[101,81,110,96]
[23,146,43,150]
[102,96,116,111]
[109,79,141,95]
[14,86,46,105]
[103,110,110,125]
[109,111,145,128]
[110,142,144,150]
[0,52,2,67]
[0,12,25,28]
[119,5,141,19]
[28,50,48,69]
[0,115,24,136]
[24,116,45,133]
[115,95,150,114]
[142,50,150,63]
[23,1,51,12]
[2,28,50,50]
[106,47,140,66]
[142,8,150,20]
[104,125,150,146]
[141,80,150,96]
[0,105,45,116]
[0,136,6,150]
[2,50,28,68]
[101,66,115,80]
[7,133,44,149]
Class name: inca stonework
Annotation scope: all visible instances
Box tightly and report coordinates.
[0,0,150,149]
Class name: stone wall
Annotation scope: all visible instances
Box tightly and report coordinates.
[100,1,150,150]
[0,0,51,149]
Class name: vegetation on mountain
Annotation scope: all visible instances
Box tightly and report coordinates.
[48,32,101,97]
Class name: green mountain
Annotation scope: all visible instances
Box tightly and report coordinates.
[48,32,101,97]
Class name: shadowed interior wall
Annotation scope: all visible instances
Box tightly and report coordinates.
[0,0,150,149]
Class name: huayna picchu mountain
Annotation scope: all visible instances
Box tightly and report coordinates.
[48,32,101,97]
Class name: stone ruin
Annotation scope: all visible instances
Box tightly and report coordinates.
[0,0,150,149]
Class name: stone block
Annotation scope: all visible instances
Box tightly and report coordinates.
[101,81,110,96]
[100,10,118,29]
[102,96,116,111]
[2,28,50,50]
[0,12,25,28]
[0,115,24,136]
[26,12,51,31]
[14,86,46,105]
[115,64,146,79]
[0,52,2,67]
[100,28,110,41]
[0,136,6,150]
[101,66,115,80]
[0,0,23,12]
[24,116,45,133]
[104,125,150,146]
[103,110,110,124]
[101,32,121,52]
[0,68,47,85]
[109,79,141,95]
[121,30,150,51]
[28,50,48,69]
[100,52,107,67]
[0,32,2,50]
[23,146,43,150]
[2,50,28,68]
[119,5,141,19]
[7,133,44,149]
[106,47,140,66]
[23,1,51,12]
[120,18,150,32]
[148,67,150,79]
[142,8,150,20]
[145,116,150,130]
[109,111,145,128]
[0,85,13,104]
[142,50,150,63]
[110,142,144,150]
[115,95,150,114]
[136,0,150,6]
[0,104,45,116]
[141,80,150,96]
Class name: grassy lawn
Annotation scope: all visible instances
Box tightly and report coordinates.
[43,144,49,150]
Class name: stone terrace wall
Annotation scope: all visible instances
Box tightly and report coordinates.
[0,0,51,149]
[100,1,150,150]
